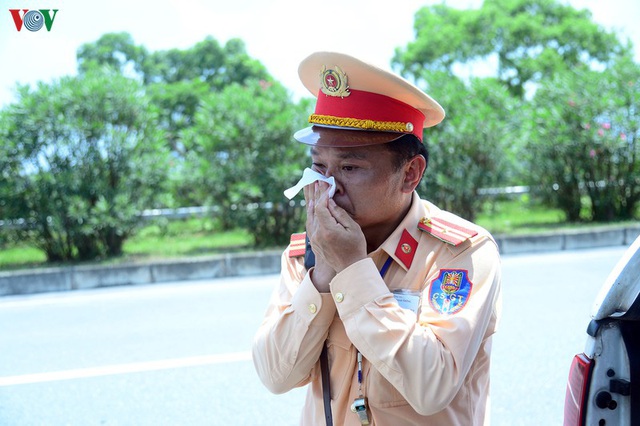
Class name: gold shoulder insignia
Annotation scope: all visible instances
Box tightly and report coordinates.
[288,232,307,257]
[418,216,478,247]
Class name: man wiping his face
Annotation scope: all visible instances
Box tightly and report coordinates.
[252,51,502,426]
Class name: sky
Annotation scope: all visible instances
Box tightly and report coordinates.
[1,0,639,108]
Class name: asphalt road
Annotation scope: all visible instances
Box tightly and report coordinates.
[0,245,630,425]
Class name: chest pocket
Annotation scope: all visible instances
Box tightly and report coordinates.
[328,320,410,408]
[364,360,410,408]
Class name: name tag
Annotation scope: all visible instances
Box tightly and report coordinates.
[392,289,421,314]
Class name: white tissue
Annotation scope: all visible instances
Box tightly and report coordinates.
[283,168,336,200]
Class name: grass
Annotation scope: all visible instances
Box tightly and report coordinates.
[476,196,639,235]
[1,198,637,271]
[475,198,567,235]
[0,246,48,269]
[0,218,254,271]
[123,218,253,258]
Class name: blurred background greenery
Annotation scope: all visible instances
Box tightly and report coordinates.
[1,0,639,269]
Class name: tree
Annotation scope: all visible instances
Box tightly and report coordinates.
[526,54,640,221]
[140,37,269,89]
[140,37,270,160]
[77,34,273,207]
[76,35,269,144]
[76,32,146,79]
[181,80,311,246]
[393,0,636,221]
[417,73,521,220]
[0,69,170,261]
[395,0,625,97]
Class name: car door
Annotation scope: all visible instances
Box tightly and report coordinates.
[564,235,640,426]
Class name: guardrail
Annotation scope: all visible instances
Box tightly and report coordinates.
[0,186,531,229]
[0,200,306,229]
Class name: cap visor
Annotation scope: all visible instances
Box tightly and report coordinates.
[293,126,404,147]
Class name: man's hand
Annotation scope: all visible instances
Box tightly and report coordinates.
[304,180,367,292]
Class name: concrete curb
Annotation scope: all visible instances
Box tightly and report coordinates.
[2,226,640,297]
[0,250,282,297]
[493,226,640,254]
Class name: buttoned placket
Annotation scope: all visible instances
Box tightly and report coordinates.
[350,254,394,425]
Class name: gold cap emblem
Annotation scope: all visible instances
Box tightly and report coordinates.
[320,65,350,98]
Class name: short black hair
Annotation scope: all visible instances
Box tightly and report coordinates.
[385,134,429,172]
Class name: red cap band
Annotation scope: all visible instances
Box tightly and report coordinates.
[312,89,426,141]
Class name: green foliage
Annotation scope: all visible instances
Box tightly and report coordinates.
[0,245,48,269]
[77,33,271,168]
[0,31,312,262]
[0,69,170,261]
[399,4,488,72]
[76,32,146,78]
[180,80,311,247]
[0,222,253,270]
[146,79,211,159]
[4,0,638,268]
[139,37,269,88]
[1,197,612,271]
[475,195,566,234]
[396,0,624,97]
[395,0,637,222]
[416,74,521,220]
[482,0,623,96]
[77,33,269,89]
[124,219,251,258]
[525,54,640,222]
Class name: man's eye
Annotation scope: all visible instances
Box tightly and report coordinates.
[343,165,357,171]
[312,163,325,172]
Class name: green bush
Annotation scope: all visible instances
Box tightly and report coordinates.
[526,55,640,222]
[0,69,170,262]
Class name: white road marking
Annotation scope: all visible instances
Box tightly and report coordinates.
[0,351,253,386]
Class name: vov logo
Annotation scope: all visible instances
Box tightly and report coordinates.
[9,9,59,32]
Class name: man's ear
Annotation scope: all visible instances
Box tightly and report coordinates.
[402,155,426,193]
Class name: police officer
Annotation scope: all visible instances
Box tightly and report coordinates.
[252,51,502,425]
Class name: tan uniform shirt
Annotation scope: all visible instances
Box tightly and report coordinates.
[252,193,502,425]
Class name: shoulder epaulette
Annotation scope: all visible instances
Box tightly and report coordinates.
[288,232,307,257]
[418,216,478,247]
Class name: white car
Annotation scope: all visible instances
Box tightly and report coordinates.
[564,235,640,425]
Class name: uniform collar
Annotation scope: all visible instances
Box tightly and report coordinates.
[374,192,425,271]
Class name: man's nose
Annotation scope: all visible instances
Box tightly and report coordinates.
[323,167,343,195]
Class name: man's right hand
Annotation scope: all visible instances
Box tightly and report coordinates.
[304,180,367,292]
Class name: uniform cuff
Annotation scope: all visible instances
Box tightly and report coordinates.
[290,271,337,326]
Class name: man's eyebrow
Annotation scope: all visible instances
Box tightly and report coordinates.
[310,148,368,160]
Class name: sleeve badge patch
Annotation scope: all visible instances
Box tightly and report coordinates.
[288,232,306,258]
[429,269,473,315]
